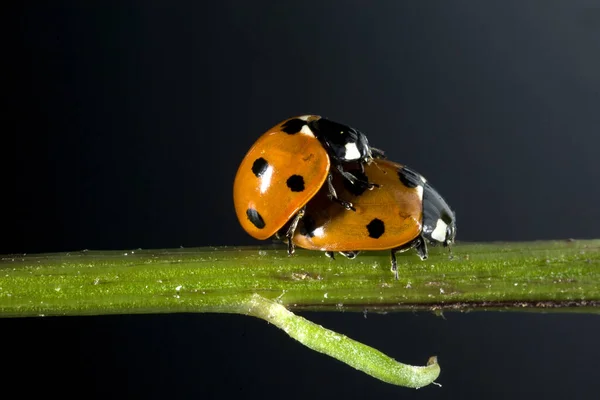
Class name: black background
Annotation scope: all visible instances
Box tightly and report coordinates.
[5,1,600,399]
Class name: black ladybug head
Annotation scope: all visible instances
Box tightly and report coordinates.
[308,118,374,164]
[421,181,457,247]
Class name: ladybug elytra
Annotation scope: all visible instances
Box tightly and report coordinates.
[291,158,456,279]
[233,115,383,254]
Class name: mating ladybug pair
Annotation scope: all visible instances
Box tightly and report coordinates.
[233,115,456,279]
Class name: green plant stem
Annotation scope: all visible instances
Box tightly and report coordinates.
[1,240,598,388]
[243,294,440,388]
[2,240,598,317]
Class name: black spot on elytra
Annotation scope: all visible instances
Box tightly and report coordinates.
[251,157,269,178]
[286,175,305,192]
[398,166,422,188]
[342,169,370,196]
[299,215,316,237]
[366,218,385,239]
[281,118,307,134]
[246,208,265,229]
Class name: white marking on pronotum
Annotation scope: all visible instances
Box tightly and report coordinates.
[415,185,424,201]
[259,165,274,194]
[300,124,315,136]
[344,142,361,160]
[312,227,325,237]
[298,115,311,121]
[431,219,448,242]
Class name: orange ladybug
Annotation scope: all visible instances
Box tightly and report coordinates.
[233,115,384,254]
[291,158,456,279]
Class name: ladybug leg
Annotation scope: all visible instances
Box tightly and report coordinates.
[339,251,360,259]
[414,236,429,261]
[357,161,380,188]
[390,251,399,280]
[446,244,455,259]
[359,163,380,189]
[389,237,429,280]
[370,147,386,159]
[335,164,379,190]
[326,173,356,211]
[358,147,385,174]
[334,164,358,184]
[284,206,306,255]
[326,250,360,261]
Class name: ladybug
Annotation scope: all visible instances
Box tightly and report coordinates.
[291,158,456,279]
[233,115,384,254]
